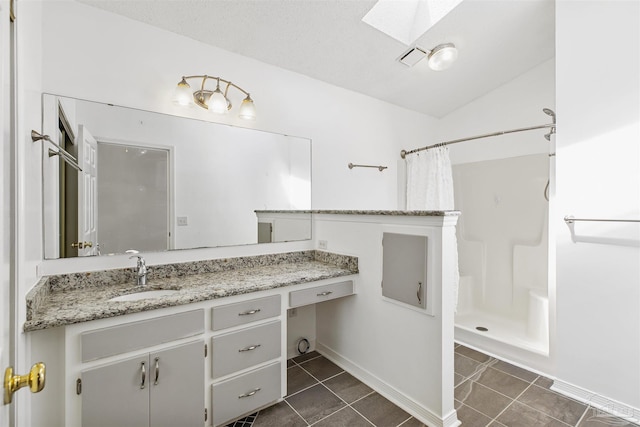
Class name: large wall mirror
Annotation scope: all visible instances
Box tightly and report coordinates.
[41,94,312,259]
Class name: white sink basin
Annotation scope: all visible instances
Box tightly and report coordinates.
[109,290,179,302]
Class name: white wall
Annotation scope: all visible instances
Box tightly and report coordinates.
[314,214,459,425]
[42,0,436,209]
[30,0,437,276]
[438,59,555,165]
[555,0,640,415]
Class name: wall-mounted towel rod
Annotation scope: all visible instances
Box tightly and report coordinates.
[348,163,387,172]
[564,215,640,224]
[31,130,83,172]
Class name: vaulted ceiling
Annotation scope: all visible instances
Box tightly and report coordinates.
[78,0,555,118]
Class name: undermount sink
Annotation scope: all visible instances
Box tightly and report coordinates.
[109,290,179,302]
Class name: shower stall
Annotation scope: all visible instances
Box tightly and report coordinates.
[401,109,555,370]
[453,153,550,359]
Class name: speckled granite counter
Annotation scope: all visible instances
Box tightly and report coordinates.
[25,250,358,332]
[255,210,460,216]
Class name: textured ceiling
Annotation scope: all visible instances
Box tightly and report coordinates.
[77,0,555,118]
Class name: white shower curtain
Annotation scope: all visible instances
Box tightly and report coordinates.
[406,146,460,312]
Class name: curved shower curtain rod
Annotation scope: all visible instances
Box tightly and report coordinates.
[400,108,556,159]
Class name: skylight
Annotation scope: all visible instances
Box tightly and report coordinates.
[362,0,464,46]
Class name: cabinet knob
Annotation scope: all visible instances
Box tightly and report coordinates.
[3,362,46,404]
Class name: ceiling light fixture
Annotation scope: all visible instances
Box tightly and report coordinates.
[427,43,458,71]
[173,75,256,120]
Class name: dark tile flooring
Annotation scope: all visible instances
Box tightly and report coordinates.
[453,343,639,427]
[227,346,639,427]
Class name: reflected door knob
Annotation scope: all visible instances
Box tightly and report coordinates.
[71,241,93,249]
[4,362,46,404]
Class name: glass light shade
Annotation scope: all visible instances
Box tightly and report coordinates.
[428,43,458,71]
[208,89,229,114]
[172,79,193,106]
[238,96,256,120]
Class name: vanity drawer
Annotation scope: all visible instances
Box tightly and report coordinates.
[212,362,281,427]
[289,280,354,308]
[212,321,281,379]
[212,295,281,331]
[81,309,204,362]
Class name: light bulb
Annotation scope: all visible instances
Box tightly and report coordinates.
[428,43,458,71]
[238,95,256,120]
[172,78,193,106]
[208,85,229,114]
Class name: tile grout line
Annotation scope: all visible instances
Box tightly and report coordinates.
[574,405,590,427]
[508,383,580,427]
[488,379,537,425]
[283,398,311,426]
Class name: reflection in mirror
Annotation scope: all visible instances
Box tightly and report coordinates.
[42,94,312,259]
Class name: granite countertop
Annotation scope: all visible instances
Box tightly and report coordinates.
[255,210,460,216]
[25,250,358,332]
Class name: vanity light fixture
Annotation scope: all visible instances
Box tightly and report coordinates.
[173,75,256,120]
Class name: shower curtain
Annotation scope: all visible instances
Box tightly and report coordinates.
[406,146,460,311]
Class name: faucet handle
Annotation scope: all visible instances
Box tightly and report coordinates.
[129,255,146,268]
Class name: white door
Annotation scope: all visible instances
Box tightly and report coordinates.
[77,125,98,256]
[1,0,13,423]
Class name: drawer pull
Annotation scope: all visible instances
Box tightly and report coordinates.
[239,344,261,352]
[154,357,160,385]
[238,388,261,399]
[140,362,146,389]
[417,282,422,304]
[238,309,261,316]
[317,291,333,297]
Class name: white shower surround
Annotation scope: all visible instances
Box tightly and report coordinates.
[453,154,550,357]
[435,59,555,373]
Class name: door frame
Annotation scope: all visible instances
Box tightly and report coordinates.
[95,137,175,251]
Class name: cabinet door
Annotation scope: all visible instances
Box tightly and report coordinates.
[150,341,205,427]
[81,355,149,427]
[382,233,428,309]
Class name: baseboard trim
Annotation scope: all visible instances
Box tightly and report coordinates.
[552,379,640,424]
[316,342,460,427]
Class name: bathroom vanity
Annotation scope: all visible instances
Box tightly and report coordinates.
[27,251,357,427]
[27,211,461,427]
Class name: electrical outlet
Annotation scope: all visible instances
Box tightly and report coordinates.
[318,240,328,249]
[177,216,188,226]
[288,308,298,318]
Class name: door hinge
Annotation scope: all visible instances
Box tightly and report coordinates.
[76,378,82,395]
[204,344,207,358]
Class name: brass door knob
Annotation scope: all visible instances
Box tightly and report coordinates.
[71,241,93,249]
[4,362,46,404]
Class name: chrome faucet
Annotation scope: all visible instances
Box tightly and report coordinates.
[130,255,148,286]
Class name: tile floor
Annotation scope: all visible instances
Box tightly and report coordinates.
[453,343,638,427]
[227,346,639,427]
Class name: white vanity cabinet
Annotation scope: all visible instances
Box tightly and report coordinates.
[210,295,283,426]
[81,340,204,427]
[57,309,207,427]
